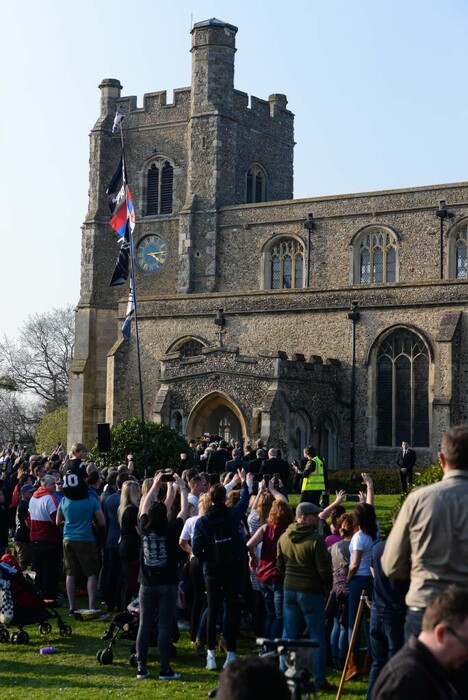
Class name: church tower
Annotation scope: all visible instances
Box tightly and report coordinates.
[68,19,295,448]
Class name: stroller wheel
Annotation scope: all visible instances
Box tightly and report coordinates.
[129,653,137,668]
[17,631,29,645]
[60,624,72,638]
[101,649,113,665]
[39,622,52,636]
[96,649,104,663]
[11,631,19,644]
[0,628,10,643]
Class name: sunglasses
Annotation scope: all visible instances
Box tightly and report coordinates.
[447,626,468,650]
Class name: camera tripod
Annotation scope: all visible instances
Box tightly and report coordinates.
[208,637,319,700]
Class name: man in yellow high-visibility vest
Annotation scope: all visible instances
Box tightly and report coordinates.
[293,445,327,506]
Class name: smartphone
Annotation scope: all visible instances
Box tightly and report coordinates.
[161,474,175,482]
[273,473,280,488]
[263,473,271,483]
[346,494,360,502]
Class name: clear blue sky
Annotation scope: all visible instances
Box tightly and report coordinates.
[1,0,467,339]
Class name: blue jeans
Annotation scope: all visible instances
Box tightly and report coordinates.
[330,617,348,665]
[259,582,284,639]
[348,575,373,651]
[136,583,177,670]
[283,589,327,685]
[404,607,424,641]
[367,612,405,699]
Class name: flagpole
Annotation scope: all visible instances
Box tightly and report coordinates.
[127,234,149,472]
[116,117,149,471]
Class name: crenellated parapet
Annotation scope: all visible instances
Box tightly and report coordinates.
[160,345,340,384]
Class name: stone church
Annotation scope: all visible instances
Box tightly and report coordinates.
[68,18,468,469]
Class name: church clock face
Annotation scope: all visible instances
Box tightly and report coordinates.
[136,234,167,272]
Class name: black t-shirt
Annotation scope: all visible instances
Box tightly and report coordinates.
[118,504,141,561]
[138,514,183,587]
[62,458,88,501]
[14,499,30,543]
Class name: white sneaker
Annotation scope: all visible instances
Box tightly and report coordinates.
[206,655,218,671]
[223,652,237,668]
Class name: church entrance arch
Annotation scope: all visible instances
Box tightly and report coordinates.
[186,392,247,443]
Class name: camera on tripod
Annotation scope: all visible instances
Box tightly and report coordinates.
[256,637,319,699]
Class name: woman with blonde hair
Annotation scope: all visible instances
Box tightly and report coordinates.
[139,478,153,514]
[118,480,141,608]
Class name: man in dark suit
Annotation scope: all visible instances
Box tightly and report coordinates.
[206,440,230,475]
[396,440,416,492]
[247,449,266,478]
[259,448,290,492]
[225,448,249,474]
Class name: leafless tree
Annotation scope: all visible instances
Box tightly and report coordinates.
[0,390,38,447]
[0,305,74,411]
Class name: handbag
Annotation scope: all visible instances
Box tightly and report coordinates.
[0,582,14,625]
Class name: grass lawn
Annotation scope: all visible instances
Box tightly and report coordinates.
[1,495,399,699]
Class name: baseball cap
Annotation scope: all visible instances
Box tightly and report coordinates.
[296,502,322,517]
[20,484,35,494]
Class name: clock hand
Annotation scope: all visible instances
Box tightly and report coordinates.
[147,251,160,260]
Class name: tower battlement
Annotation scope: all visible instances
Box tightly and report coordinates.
[99,85,292,133]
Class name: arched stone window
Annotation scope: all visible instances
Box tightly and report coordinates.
[264,237,305,289]
[376,328,430,447]
[180,339,203,358]
[246,164,267,203]
[166,336,206,357]
[171,411,183,434]
[146,158,173,215]
[448,220,468,279]
[290,411,311,462]
[353,227,398,284]
[320,413,339,470]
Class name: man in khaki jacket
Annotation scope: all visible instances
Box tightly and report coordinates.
[277,501,333,691]
[382,424,468,639]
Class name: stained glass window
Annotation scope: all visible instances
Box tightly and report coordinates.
[269,239,304,289]
[455,228,468,279]
[179,340,203,358]
[358,229,397,283]
[376,329,429,446]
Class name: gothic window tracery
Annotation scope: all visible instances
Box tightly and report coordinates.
[452,224,468,279]
[180,339,203,358]
[354,228,398,284]
[268,238,304,289]
[146,158,173,215]
[376,328,430,447]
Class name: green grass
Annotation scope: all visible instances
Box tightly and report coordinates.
[0,615,368,699]
[2,496,399,699]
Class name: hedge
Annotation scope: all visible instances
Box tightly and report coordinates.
[328,463,443,496]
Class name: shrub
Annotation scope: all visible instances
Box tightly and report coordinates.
[89,417,192,477]
[328,468,401,495]
[411,463,443,487]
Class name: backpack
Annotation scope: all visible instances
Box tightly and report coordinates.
[208,518,239,569]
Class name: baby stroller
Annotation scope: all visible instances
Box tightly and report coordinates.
[95,598,179,666]
[0,553,72,644]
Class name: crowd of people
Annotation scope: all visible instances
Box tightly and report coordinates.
[0,428,468,698]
